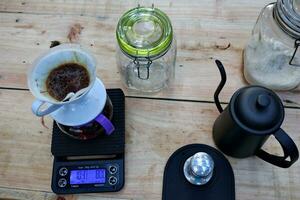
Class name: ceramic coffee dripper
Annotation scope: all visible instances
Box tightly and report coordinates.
[28,43,96,116]
[28,44,115,137]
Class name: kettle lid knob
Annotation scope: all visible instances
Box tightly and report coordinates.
[256,94,271,108]
[183,152,214,185]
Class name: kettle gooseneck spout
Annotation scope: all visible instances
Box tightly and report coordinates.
[214,60,227,113]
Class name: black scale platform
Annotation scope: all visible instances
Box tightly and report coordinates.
[51,89,125,157]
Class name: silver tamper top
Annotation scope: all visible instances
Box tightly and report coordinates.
[183,152,214,185]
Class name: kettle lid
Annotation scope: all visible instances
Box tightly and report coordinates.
[231,86,284,132]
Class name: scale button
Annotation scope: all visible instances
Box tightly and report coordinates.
[109,176,118,185]
[58,178,67,188]
[58,167,68,176]
[109,165,118,174]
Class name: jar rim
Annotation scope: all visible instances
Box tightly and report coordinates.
[116,6,173,58]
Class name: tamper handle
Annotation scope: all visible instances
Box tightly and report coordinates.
[183,152,214,185]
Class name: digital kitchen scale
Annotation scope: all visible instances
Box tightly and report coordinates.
[51,89,125,194]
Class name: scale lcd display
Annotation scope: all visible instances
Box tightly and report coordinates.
[70,169,106,185]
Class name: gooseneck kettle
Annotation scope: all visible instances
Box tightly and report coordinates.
[212,60,299,168]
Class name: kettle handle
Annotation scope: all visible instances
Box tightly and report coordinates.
[214,60,227,113]
[256,129,299,168]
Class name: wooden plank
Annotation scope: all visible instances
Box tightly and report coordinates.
[1,1,300,107]
[0,0,273,18]
[0,89,299,199]
[0,187,131,200]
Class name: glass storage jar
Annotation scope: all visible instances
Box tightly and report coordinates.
[244,0,300,90]
[116,6,176,93]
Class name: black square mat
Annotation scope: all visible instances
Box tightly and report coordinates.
[51,89,125,157]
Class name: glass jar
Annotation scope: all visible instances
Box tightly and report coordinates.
[57,97,114,140]
[116,6,177,93]
[244,0,300,90]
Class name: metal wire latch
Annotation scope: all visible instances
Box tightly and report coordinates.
[134,57,153,80]
[289,38,300,66]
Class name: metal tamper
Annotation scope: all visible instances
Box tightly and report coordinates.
[183,152,214,185]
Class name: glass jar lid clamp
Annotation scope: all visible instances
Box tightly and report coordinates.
[116,4,173,80]
[274,0,300,66]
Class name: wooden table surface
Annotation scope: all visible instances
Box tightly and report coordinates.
[0,0,300,200]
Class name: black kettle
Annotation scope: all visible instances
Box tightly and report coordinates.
[212,60,299,168]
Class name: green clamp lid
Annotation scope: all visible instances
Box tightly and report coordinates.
[116,6,173,58]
